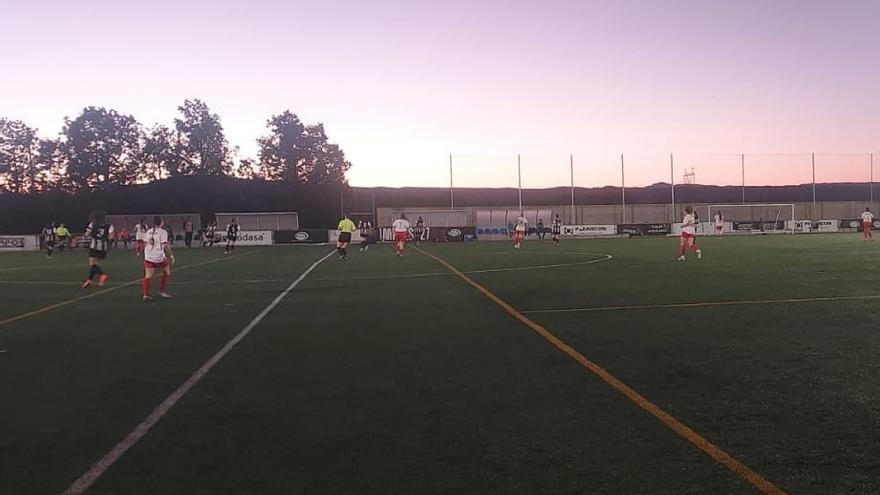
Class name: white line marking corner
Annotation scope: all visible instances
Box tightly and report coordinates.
[61,251,334,495]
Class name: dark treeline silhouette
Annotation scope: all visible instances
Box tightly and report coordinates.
[0,176,346,233]
[0,101,351,194]
[1,178,875,233]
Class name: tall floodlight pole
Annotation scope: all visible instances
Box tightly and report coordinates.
[811,152,816,204]
[517,154,523,212]
[741,154,746,204]
[620,154,626,224]
[449,153,455,210]
[670,153,676,222]
[339,183,344,218]
[570,154,575,222]
[871,152,874,202]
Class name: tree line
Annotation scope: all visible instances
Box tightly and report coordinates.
[0,99,351,194]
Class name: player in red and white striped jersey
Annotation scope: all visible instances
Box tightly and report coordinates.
[513,214,528,250]
[677,206,702,261]
[392,214,411,257]
[142,216,175,302]
[862,207,874,240]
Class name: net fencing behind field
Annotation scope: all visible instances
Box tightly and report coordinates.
[393,152,879,222]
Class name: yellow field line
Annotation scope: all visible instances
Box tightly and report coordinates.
[523,293,880,314]
[0,249,268,329]
[415,247,789,495]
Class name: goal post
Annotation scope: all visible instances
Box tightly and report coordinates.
[707,204,796,234]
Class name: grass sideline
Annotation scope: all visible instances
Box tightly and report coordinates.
[0,235,878,494]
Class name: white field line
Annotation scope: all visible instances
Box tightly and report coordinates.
[522,293,880,314]
[61,250,334,495]
[0,253,614,287]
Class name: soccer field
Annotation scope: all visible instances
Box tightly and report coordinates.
[1,235,878,494]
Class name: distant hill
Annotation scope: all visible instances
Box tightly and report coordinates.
[1,177,876,233]
[351,182,877,208]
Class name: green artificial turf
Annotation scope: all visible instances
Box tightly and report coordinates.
[0,235,877,494]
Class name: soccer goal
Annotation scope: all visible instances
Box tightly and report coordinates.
[707,204,796,234]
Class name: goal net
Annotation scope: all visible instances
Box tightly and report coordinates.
[706,204,796,234]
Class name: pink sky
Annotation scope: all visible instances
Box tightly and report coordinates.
[1,0,878,188]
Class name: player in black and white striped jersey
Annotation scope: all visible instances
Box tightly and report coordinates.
[42,223,57,258]
[224,218,240,255]
[551,214,562,245]
[81,210,114,288]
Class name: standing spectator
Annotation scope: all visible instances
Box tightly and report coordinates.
[166,223,175,246]
[183,216,194,248]
[537,218,545,239]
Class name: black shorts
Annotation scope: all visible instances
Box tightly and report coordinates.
[45,240,55,248]
[552,228,561,235]
[338,232,352,243]
[227,235,237,242]
[89,249,107,260]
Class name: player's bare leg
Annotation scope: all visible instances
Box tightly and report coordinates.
[337,241,349,260]
[690,237,702,259]
[142,266,155,301]
[82,257,108,288]
[159,265,172,298]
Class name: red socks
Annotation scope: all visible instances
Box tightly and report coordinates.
[160,274,169,292]
[142,278,151,296]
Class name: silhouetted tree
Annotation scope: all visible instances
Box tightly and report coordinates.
[257,111,350,183]
[301,123,351,184]
[0,118,40,193]
[35,138,65,190]
[234,158,261,179]
[62,107,143,190]
[173,99,230,176]
[141,125,177,181]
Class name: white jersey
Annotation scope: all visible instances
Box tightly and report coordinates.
[862,211,874,223]
[134,223,147,241]
[682,213,697,235]
[144,227,169,263]
[392,219,411,233]
[714,214,723,227]
[514,217,528,232]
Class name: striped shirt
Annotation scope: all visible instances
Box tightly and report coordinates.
[86,222,114,251]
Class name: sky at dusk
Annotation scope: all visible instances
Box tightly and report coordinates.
[2,0,879,188]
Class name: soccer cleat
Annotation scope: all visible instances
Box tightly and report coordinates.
[696,249,702,259]
[677,256,686,261]
[158,292,172,299]
[81,279,92,288]
[98,274,109,286]
[142,295,154,302]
